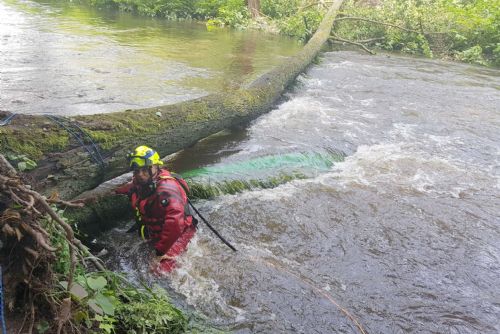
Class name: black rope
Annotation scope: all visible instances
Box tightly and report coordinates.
[68,119,106,166]
[187,199,237,252]
[0,113,16,127]
[45,115,106,168]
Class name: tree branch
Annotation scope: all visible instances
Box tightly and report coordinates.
[329,35,376,55]
[335,16,421,34]
[23,186,77,290]
[357,37,385,44]
[0,154,17,177]
[46,198,85,208]
[301,1,334,11]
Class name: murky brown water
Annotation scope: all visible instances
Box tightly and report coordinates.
[99,52,500,333]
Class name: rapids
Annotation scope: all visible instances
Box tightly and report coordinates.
[100,52,500,333]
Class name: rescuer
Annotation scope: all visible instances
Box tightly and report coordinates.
[115,145,196,273]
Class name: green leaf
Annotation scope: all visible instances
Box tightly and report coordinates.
[59,281,68,289]
[99,323,114,334]
[95,293,115,316]
[88,299,103,315]
[74,310,88,324]
[36,321,50,334]
[17,161,27,171]
[70,283,89,299]
[5,153,18,161]
[23,158,37,170]
[75,275,87,285]
[86,276,107,291]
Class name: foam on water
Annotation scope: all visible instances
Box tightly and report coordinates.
[168,235,241,320]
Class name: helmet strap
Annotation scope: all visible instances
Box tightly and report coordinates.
[147,166,157,192]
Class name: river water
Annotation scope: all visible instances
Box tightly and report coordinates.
[3,0,500,332]
[0,0,301,115]
[100,52,500,333]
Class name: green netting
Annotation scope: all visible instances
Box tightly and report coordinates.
[183,151,344,180]
[182,150,344,199]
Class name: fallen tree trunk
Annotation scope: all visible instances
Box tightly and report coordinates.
[1,0,344,201]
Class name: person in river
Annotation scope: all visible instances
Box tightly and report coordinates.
[115,145,197,273]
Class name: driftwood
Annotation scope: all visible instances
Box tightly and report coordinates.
[1,0,345,201]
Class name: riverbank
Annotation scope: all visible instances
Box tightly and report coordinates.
[77,0,499,67]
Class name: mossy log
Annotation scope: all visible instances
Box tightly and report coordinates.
[0,0,344,201]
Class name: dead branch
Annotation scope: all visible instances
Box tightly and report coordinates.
[335,16,421,34]
[29,298,35,334]
[23,246,39,259]
[47,198,85,208]
[357,37,385,44]
[329,35,376,54]
[0,154,17,177]
[8,188,30,207]
[22,185,77,291]
[72,238,106,272]
[56,298,72,334]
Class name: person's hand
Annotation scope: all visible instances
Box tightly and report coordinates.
[157,254,175,261]
[149,253,175,273]
[150,253,174,266]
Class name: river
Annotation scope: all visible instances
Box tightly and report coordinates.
[0,0,301,115]
[100,52,500,333]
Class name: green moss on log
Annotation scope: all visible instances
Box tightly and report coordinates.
[0,120,70,160]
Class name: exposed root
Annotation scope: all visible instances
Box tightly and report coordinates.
[0,154,104,332]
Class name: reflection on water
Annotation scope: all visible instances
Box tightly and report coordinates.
[0,0,302,115]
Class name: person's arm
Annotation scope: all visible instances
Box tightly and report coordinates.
[154,187,185,255]
[115,182,134,195]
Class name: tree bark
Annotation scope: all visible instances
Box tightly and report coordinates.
[247,0,260,18]
[1,0,345,202]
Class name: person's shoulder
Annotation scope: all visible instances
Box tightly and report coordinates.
[157,171,176,183]
[156,170,180,191]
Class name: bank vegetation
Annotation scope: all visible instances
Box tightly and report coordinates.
[80,0,499,66]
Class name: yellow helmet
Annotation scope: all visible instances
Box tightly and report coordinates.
[127,145,163,170]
